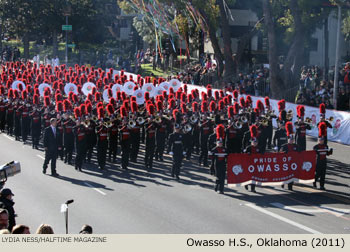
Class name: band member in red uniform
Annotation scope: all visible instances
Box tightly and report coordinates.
[0,92,6,132]
[280,122,300,190]
[155,100,167,161]
[56,104,64,161]
[6,90,15,135]
[73,107,86,171]
[14,95,22,141]
[63,100,74,164]
[244,125,261,193]
[144,104,156,171]
[30,95,41,149]
[294,105,311,151]
[96,106,108,170]
[119,106,131,171]
[313,122,333,190]
[264,97,274,149]
[225,103,241,153]
[106,104,118,163]
[19,91,30,144]
[199,102,212,167]
[211,124,227,194]
[317,103,332,146]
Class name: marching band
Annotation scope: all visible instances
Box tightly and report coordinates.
[0,61,334,194]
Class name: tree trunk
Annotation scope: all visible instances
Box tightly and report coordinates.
[52,29,58,57]
[23,33,30,60]
[236,28,259,73]
[262,0,283,99]
[198,30,204,58]
[282,0,305,98]
[218,0,235,81]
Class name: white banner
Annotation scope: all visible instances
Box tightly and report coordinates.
[184,84,350,145]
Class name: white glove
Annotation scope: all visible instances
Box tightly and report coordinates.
[183,152,186,155]
[169,151,173,155]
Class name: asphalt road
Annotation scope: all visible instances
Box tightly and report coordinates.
[0,133,349,234]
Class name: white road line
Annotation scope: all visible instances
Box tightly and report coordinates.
[271,203,324,213]
[271,202,350,217]
[2,134,14,141]
[245,203,322,234]
[36,154,45,160]
[84,182,106,195]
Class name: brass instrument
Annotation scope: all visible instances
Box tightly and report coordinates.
[234,121,242,129]
[326,116,334,122]
[128,120,136,128]
[136,117,145,125]
[305,117,313,124]
[190,115,198,124]
[183,124,192,133]
[259,118,269,127]
[240,115,248,123]
[154,116,162,124]
[104,121,113,128]
[82,120,90,128]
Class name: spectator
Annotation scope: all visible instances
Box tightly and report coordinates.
[0,208,9,231]
[79,224,93,234]
[11,224,30,234]
[36,224,54,234]
[0,188,16,231]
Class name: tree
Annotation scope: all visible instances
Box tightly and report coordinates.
[262,0,331,99]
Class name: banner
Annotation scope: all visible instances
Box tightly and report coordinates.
[227,151,316,187]
[184,84,350,145]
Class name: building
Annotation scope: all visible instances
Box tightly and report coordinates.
[309,10,350,68]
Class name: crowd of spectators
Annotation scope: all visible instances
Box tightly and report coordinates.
[0,187,92,234]
[295,64,350,111]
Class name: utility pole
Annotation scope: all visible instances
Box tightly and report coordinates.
[333,4,342,110]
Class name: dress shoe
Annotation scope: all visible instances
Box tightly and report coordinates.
[320,187,326,190]
[313,182,317,188]
[52,173,59,177]
[42,169,46,174]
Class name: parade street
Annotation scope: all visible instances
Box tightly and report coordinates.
[1,133,349,234]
